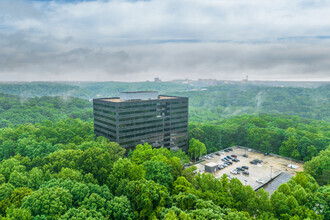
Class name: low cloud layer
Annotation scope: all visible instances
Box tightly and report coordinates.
[0,0,330,81]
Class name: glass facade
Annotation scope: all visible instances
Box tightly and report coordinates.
[93,95,188,150]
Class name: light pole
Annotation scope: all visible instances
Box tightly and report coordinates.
[270,165,273,179]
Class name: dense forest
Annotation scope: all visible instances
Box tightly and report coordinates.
[0,94,92,128]
[1,82,329,121]
[0,83,329,219]
[0,119,328,219]
[189,114,329,162]
[182,84,330,122]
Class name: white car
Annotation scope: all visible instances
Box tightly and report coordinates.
[256,179,264,184]
[230,169,238,175]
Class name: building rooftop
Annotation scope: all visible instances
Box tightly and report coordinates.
[99,95,180,103]
[205,162,218,167]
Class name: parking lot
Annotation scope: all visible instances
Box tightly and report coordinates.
[194,146,304,190]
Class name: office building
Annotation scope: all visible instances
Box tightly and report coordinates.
[93,91,188,150]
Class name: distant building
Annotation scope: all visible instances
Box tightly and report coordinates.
[154,77,161,82]
[93,91,188,150]
[242,75,249,83]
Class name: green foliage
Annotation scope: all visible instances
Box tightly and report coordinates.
[143,160,174,188]
[188,138,206,160]
[304,146,330,185]
[189,114,329,160]
[0,93,329,220]
[22,187,73,218]
[122,179,171,219]
[108,196,134,220]
[180,84,330,122]
[0,93,92,128]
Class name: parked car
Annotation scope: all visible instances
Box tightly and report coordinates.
[227,156,233,159]
[231,155,237,158]
[236,167,243,171]
[243,154,248,158]
[224,157,229,161]
[215,152,221,156]
[236,170,241,174]
[221,158,226,162]
[228,148,233,151]
[242,166,249,170]
[250,161,257,165]
[243,171,249,175]
[230,169,238,175]
[224,149,230,152]
[227,161,233,165]
[256,179,264,184]
[233,158,240,162]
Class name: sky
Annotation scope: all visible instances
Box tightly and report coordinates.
[0,0,330,82]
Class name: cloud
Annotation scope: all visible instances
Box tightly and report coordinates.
[0,0,329,81]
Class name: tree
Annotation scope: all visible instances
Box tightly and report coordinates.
[304,147,330,185]
[108,196,134,220]
[61,208,106,219]
[143,160,173,188]
[0,187,33,215]
[188,138,206,161]
[22,187,73,218]
[122,180,171,219]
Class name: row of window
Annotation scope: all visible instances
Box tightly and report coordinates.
[94,113,116,121]
[119,129,163,140]
[119,119,162,128]
[170,105,188,111]
[94,128,116,139]
[170,100,188,105]
[94,108,116,115]
[171,110,188,116]
[119,123,164,133]
[119,114,156,122]
[94,122,116,134]
[172,125,188,131]
[94,118,116,128]
[94,102,116,109]
[119,108,156,115]
[119,103,155,109]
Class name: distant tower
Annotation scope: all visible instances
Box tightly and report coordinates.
[242,75,248,84]
[154,77,161,82]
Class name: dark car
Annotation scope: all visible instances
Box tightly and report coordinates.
[224,149,230,152]
[236,167,243,171]
[264,152,269,156]
[243,171,249,175]
[250,161,257,165]
[227,161,233,165]
[242,166,249,170]
[215,152,221,156]
[232,158,239,162]
[228,148,233,151]
[243,154,248,158]
[224,158,229,161]
[227,156,233,159]
[231,155,237,158]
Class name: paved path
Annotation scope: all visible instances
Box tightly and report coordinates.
[262,172,293,195]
